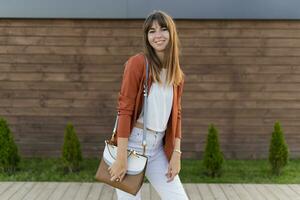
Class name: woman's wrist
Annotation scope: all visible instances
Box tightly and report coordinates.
[117,137,128,160]
[117,150,127,160]
[173,149,182,155]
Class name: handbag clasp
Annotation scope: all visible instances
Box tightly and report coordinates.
[128,149,139,158]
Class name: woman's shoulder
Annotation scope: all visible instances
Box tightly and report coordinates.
[125,52,145,69]
[129,52,145,60]
[122,52,146,79]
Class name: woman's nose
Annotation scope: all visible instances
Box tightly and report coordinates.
[154,30,163,38]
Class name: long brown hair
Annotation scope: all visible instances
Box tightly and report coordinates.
[143,10,184,86]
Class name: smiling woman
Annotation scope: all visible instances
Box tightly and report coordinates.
[107,10,188,200]
[142,10,183,86]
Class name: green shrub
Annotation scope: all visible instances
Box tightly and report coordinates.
[62,123,83,173]
[0,118,20,173]
[269,121,289,175]
[203,124,224,177]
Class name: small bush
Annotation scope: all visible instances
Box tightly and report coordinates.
[203,124,224,177]
[269,121,289,176]
[0,118,20,173]
[62,123,83,173]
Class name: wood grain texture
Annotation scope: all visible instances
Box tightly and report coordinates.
[2,183,300,200]
[0,19,300,158]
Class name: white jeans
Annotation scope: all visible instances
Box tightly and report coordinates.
[116,127,189,200]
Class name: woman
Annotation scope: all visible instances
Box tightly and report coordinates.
[109,10,189,200]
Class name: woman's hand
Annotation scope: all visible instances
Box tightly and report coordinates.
[166,151,181,182]
[108,158,127,182]
[108,137,129,182]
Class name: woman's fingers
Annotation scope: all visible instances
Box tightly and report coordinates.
[110,175,117,181]
[167,173,177,182]
[167,176,174,182]
[165,172,171,178]
[110,173,125,182]
[165,166,172,179]
[167,171,178,182]
[108,169,112,175]
[166,165,179,182]
[110,168,126,182]
[119,171,126,182]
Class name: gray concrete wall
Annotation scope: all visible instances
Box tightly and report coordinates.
[0,0,300,19]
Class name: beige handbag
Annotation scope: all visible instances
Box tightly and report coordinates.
[95,56,149,195]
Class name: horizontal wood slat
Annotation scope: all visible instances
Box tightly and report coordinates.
[1,27,300,38]
[1,46,300,56]
[2,91,300,101]
[3,73,300,83]
[1,19,300,159]
[2,37,300,48]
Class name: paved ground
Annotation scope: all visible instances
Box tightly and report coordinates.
[0,182,300,200]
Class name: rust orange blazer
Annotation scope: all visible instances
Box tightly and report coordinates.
[115,52,184,161]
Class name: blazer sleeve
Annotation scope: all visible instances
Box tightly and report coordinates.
[175,78,184,139]
[116,56,143,138]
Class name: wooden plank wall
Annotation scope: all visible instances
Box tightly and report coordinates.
[0,19,300,159]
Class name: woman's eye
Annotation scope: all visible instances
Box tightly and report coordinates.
[148,28,167,34]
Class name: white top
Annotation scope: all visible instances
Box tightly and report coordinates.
[137,68,173,132]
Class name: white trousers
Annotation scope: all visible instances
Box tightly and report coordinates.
[116,127,189,200]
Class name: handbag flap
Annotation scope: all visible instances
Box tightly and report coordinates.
[103,141,147,175]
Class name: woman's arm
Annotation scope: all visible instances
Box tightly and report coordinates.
[109,54,144,182]
[174,137,181,152]
[116,55,144,138]
[167,80,185,182]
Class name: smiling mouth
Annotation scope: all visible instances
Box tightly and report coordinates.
[155,41,165,44]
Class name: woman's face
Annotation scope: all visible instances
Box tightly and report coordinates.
[147,20,170,54]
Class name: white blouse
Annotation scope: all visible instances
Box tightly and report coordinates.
[137,68,173,132]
